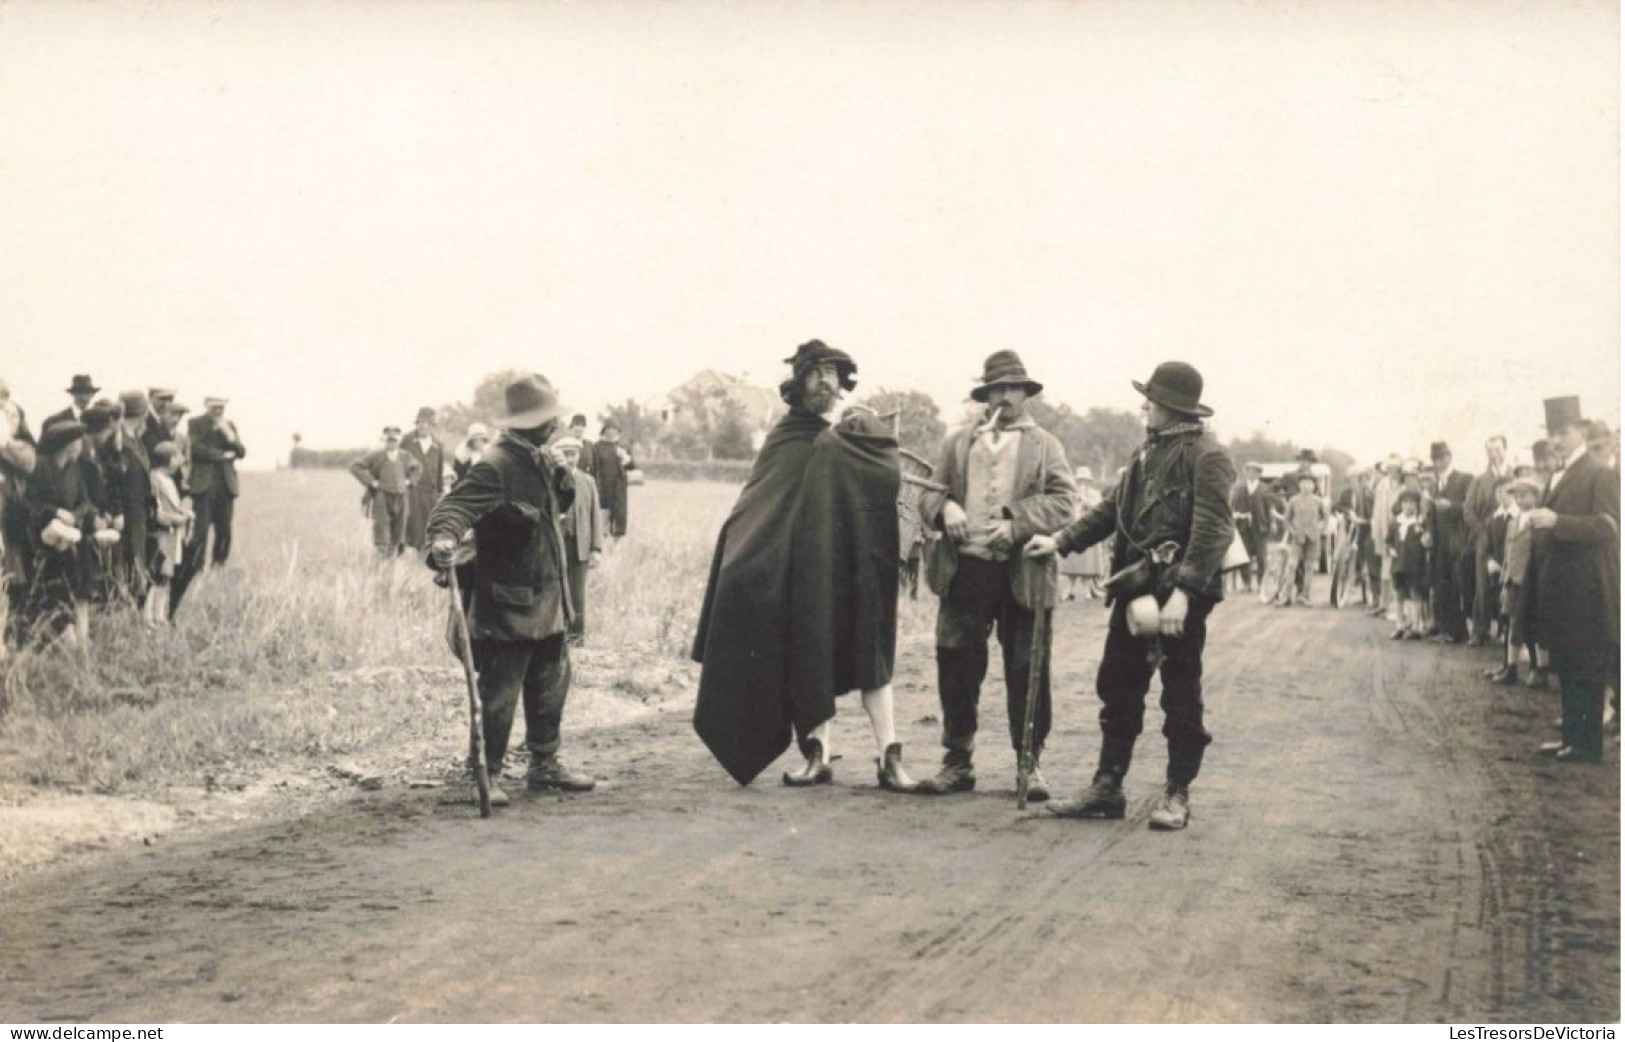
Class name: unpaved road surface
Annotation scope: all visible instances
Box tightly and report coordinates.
[1,591,1617,1023]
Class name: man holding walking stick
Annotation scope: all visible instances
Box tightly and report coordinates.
[1026,362,1236,831]
[426,374,597,807]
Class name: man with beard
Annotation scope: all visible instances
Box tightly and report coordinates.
[911,351,1078,799]
[1027,361,1236,830]
[693,340,919,792]
[427,374,595,805]
[1527,396,1619,764]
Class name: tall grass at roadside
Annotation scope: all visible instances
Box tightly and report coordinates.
[0,470,937,793]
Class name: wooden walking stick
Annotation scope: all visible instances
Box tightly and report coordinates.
[1016,565,1054,810]
[446,566,491,818]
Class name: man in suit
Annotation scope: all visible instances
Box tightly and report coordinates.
[45,375,99,429]
[142,388,177,461]
[1463,436,1513,645]
[586,421,634,540]
[1231,461,1272,593]
[115,390,153,604]
[184,396,246,571]
[912,350,1078,799]
[1527,396,1620,764]
[1030,361,1236,830]
[402,406,445,552]
[1427,440,1474,643]
[552,436,601,645]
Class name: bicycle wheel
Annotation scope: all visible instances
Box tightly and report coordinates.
[1330,540,1357,608]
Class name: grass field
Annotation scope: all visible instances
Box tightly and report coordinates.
[0,470,935,796]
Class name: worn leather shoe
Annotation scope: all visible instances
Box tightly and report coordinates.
[784,740,834,787]
[527,757,597,792]
[915,751,975,795]
[1486,665,1519,685]
[1048,771,1125,819]
[1148,783,1190,830]
[876,743,919,793]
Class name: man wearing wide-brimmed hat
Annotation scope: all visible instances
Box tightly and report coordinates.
[427,374,595,805]
[909,350,1078,799]
[694,340,923,793]
[1525,396,1619,764]
[1029,361,1236,830]
[349,426,423,558]
[402,406,445,553]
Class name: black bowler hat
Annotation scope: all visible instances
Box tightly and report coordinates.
[970,350,1044,402]
[1430,441,1451,460]
[1543,396,1583,435]
[492,374,565,430]
[65,374,99,397]
[1132,361,1211,418]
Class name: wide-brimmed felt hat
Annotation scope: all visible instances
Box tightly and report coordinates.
[1543,396,1583,434]
[493,374,566,430]
[970,350,1043,403]
[38,418,85,456]
[1131,361,1210,418]
[783,340,859,391]
[65,375,99,396]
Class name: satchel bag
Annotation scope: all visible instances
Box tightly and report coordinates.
[1219,526,1251,573]
[1102,556,1155,602]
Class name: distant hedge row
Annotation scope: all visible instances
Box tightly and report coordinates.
[290,448,754,484]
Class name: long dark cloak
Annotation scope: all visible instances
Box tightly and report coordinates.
[784,413,900,743]
[691,408,901,785]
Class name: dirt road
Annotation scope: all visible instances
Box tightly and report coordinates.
[1,589,1617,1023]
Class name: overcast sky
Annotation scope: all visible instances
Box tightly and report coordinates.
[1,1,1617,470]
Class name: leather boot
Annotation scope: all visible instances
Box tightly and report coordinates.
[1047,770,1125,819]
[783,739,833,787]
[876,743,919,793]
[1148,782,1191,830]
[915,749,975,795]
[526,755,597,793]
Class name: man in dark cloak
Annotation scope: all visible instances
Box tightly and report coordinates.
[692,341,919,791]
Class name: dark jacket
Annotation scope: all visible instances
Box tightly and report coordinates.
[425,434,575,643]
[1526,453,1620,657]
[1055,425,1237,603]
[187,414,245,497]
[584,441,633,512]
[922,412,1077,608]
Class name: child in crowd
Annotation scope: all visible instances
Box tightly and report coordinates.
[1387,489,1428,639]
[1279,472,1328,607]
[1486,476,1543,685]
[147,441,192,626]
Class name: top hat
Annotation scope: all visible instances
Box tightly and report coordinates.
[1131,361,1210,418]
[783,340,858,391]
[1543,396,1583,434]
[66,375,99,397]
[1429,441,1451,460]
[415,406,437,424]
[38,418,86,456]
[971,350,1043,403]
[493,374,565,430]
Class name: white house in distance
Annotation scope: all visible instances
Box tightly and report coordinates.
[649,370,785,454]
